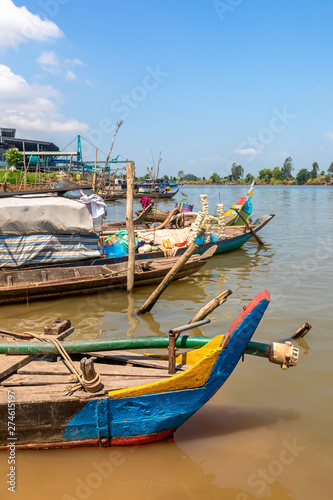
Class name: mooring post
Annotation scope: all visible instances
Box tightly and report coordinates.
[92,148,98,192]
[126,161,135,294]
[168,332,177,374]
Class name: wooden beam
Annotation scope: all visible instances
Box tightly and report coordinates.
[126,161,136,294]
[136,243,199,315]
[232,207,264,245]
[189,289,233,324]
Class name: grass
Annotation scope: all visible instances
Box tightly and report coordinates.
[0,169,57,184]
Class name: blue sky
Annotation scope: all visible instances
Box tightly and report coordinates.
[1,0,333,177]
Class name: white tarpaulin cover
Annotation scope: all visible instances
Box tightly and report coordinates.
[0,195,100,267]
[0,195,96,236]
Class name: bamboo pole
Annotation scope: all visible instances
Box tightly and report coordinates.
[233,207,264,245]
[67,154,73,180]
[137,242,199,315]
[22,142,27,191]
[98,120,123,191]
[126,161,135,294]
[92,148,98,192]
[189,289,233,324]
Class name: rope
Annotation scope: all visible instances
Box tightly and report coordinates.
[6,331,101,393]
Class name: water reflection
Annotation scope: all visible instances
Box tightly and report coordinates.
[1,402,298,500]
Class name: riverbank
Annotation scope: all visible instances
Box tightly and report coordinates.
[179,177,332,186]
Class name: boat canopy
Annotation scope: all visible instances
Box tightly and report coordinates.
[0,195,100,267]
[0,195,96,236]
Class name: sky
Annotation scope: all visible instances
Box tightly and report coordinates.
[1,0,333,178]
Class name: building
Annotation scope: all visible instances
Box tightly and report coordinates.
[0,128,59,167]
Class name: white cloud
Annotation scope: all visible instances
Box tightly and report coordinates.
[72,59,85,66]
[37,51,59,67]
[234,148,263,156]
[38,52,85,79]
[0,64,89,133]
[0,0,63,49]
[199,154,223,162]
[37,51,61,74]
[65,70,76,81]
[324,132,333,141]
[85,79,96,87]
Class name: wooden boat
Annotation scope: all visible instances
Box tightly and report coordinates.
[13,213,274,273]
[0,290,299,449]
[102,213,275,263]
[0,247,215,305]
[134,182,255,228]
[102,204,153,233]
[100,192,124,202]
[132,188,179,199]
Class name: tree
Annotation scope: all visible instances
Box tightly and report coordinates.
[178,170,185,180]
[5,148,23,170]
[272,166,284,181]
[328,163,333,175]
[258,168,273,183]
[183,173,198,181]
[245,173,254,183]
[202,176,206,181]
[320,170,325,176]
[311,162,319,180]
[163,174,169,181]
[210,172,221,183]
[281,157,294,179]
[296,168,311,184]
[231,162,244,180]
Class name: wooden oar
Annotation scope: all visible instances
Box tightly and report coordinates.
[232,207,264,245]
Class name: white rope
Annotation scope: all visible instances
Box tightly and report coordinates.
[22,331,101,393]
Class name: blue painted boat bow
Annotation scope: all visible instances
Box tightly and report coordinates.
[63,291,270,447]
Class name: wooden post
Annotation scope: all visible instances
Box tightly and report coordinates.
[67,154,73,180]
[92,148,98,192]
[126,161,135,294]
[137,242,199,315]
[291,322,312,339]
[189,289,233,324]
[233,207,264,245]
[22,142,27,191]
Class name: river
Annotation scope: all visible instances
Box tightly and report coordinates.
[0,185,332,500]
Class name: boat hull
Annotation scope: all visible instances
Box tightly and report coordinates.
[0,253,211,305]
[0,291,270,449]
[132,189,179,199]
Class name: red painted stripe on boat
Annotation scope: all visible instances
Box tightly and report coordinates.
[110,428,174,446]
[0,429,175,451]
[228,289,270,336]
[220,290,270,349]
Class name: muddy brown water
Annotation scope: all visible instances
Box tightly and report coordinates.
[0,185,332,500]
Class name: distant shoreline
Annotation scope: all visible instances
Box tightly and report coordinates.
[179,181,332,187]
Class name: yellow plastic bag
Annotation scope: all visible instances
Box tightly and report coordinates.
[162,238,172,249]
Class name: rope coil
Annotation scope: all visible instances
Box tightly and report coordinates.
[11,331,102,393]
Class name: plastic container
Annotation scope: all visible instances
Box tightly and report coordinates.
[104,244,128,258]
[195,235,205,245]
[210,233,220,242]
